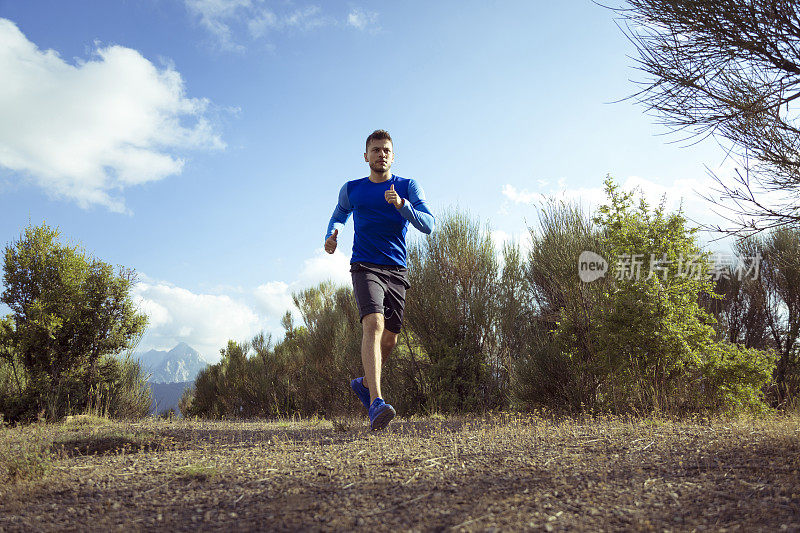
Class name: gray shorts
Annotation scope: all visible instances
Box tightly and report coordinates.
[350,262,410,334]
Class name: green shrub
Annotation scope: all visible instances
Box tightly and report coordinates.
[4,445,52,483]
[85,354,152,420]
[512,177,775,415]
[178,384,195,418]
[188,285,364,419]
[1,223,147,422]
[511,200,609,412]
[695,342,775,413]
[405,209,500,412]
[0,424,53,483]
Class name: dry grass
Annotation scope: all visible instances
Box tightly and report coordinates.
[1,412,798,531]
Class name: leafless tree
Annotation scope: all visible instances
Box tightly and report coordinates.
[613,0,800,237]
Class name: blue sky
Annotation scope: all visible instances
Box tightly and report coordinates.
[0,1,739,362]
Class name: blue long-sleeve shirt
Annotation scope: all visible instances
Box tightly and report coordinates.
[325,175,435,267]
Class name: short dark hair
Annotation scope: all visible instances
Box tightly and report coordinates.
[366,129,392,152]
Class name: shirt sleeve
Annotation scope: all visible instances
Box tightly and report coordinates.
[325,183,352,243]
[397,179,435,234]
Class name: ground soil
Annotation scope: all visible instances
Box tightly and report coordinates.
[1,413,799,532]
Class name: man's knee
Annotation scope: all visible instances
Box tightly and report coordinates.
[362,313,384,334]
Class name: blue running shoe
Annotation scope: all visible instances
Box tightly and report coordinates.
[368,398,395,431]
[350,377,370,409]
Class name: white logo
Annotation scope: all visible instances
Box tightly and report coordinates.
[578,251,608,282]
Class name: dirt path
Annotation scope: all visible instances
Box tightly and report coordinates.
[1,414,799,531]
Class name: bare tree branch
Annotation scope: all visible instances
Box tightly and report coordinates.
[611,0,800,236]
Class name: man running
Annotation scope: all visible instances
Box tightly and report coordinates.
[324,130,435,430]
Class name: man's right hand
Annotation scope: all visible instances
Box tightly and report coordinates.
[324,229,338,254]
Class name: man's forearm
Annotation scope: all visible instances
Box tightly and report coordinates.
[398,201,435,234]
[325,204,350,242]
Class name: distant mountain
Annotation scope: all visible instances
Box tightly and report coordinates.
[136,342,210,384]
[138,348,168,370]
[150,381,193,416]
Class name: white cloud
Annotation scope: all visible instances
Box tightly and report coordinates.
[136,297,171,329]
[0,19,223,212]
[247,9,278,39]
[133,248,353,363]
[254,280,294,318]
[185,0,252,51]
[502,184,539,204]
[504,175,717,217]
[296,248,351,287]
[254,248,351,325]
[503,174,754,249]
[284,6,330,30]
[185,1,377,50]
[347,8,379,31]
[133,280,261,362]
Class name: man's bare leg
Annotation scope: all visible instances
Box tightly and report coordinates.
[361,313,384,405]
[362,314,400,404]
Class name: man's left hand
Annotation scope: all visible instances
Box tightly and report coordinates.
[384,184,404,209]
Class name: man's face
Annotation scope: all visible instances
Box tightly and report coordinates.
[364,139,394,174]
